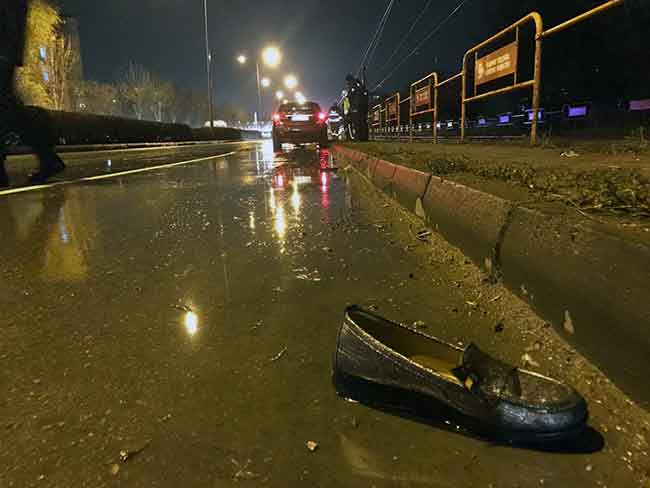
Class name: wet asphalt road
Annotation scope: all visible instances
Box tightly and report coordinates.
[1,142,648,487]
[2,141,252,189]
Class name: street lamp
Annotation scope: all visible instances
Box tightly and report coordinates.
[236,46,282,126]
[295,91,306,104]
[203,0,214,130]
[284,74,298,90]
[261,46,281,68]
[275,90,284,100]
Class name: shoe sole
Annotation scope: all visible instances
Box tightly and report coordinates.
[332,369,588,446]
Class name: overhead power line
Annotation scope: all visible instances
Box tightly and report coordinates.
[364,0,397,73]
[374,0,434,82]
[373,0,470,91]
[357,0,397,77]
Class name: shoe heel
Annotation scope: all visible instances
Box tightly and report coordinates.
[332,369,366,403]
[332,369,414,412]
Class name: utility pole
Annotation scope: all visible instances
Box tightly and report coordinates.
[203,0,214,131]
[256,62,263,130]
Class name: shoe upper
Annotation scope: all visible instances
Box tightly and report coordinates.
[499,369,583,411]
[456,344,587,432]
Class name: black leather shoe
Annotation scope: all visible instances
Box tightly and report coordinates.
[334,306,588,442]
[29,154,65,184]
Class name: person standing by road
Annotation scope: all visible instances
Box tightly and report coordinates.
[0,0,66,188]
[345,74,369,142]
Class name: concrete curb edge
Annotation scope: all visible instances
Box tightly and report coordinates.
[332,143,650,404]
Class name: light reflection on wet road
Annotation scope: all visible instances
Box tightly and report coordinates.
[0,141,645,487]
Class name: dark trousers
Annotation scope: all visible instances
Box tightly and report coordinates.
[357,109,369,141]
[348,109,369,142]
[1,60,61,181]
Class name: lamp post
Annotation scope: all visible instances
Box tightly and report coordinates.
[255,62,263,126]
[203,0,214,130]
[238,46,281,127]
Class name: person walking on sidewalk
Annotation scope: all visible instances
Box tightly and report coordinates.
[0,0,66,188]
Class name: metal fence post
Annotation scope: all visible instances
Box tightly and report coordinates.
[431,76,436,144]
[397,93,401,141]
[531,36,543,146]
[409,86,414,143]
[460,61,467,143]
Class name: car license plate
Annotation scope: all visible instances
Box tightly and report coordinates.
[291,114,310,122]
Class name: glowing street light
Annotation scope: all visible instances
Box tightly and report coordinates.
[295,91,306,104]
[262,46,282,68]
[275,90,284,100]
[284,74,298,90]
[236,46,283,125]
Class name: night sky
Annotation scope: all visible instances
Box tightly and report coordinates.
[56,0,487,110]
[57,0,646,113]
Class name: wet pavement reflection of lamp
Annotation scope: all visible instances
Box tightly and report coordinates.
[184,311,199,337]
[291,181,301,214]
[275,205,286,240]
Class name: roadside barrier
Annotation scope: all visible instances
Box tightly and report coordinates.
[369,1,624,145]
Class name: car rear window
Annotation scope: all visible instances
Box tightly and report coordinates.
[278,102,320,114]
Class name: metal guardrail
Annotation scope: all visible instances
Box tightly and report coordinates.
[370,104,383,129]
[461,12,543,144]
[385,94,400,123]
[369,0,624,146]
[409,71,437,142]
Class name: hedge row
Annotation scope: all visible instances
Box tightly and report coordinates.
[22,106,243,146]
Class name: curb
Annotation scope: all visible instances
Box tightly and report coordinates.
[372,160,398,192]
[422,176,513,273]
[391,166,431,216]
[332,143,650,405]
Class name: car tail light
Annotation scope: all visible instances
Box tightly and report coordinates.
[317,112,328,123]
[273,113,283,124]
